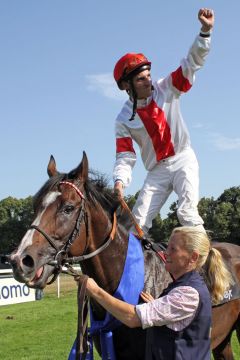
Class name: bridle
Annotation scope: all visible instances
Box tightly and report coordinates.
[29,180,117,281]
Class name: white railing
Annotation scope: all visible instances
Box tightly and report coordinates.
[0,268,13,275]
[0,266,81,301]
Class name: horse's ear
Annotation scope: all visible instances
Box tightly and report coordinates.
[47,155,58,177]
[75,151,88,182]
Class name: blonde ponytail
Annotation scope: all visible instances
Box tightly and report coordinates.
[171,227,233,305]
[203,247,233,305]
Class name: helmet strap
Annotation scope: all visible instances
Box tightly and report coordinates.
[127,80,138,121]
[126,76,154,121]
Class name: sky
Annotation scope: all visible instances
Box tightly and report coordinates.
[0,0,239,219]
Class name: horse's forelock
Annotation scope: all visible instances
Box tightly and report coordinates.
[33,173,66,210]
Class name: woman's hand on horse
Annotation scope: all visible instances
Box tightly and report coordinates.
[86,278,100,297]
[140,291,154,303]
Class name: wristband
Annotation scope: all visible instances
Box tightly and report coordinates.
[199,29,212,38]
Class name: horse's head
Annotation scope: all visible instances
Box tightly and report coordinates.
[10,152,90,289]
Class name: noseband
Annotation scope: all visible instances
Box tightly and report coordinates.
[29,181,117,282]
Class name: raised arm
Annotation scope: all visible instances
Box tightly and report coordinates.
[165,8,214,96]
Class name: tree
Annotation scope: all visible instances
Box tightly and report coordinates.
[1,185,239,255]
[157,201,180,243]
[0,196,34,254]
[214,187,240,244]
[125,192,139,210]
[217,186,240,204]
[149,214,164,242]
[198,187,240,244]
[212,202,233,241]
[198,196,216,231]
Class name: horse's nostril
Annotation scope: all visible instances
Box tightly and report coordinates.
[22,255,34,268]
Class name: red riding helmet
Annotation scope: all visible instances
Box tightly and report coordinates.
[114,53,151,90]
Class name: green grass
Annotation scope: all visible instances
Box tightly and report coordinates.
[230,333,239,359]
[0,291,78,359]
[0,275,101,360]
[0,276,239,359]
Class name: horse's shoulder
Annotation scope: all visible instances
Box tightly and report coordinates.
[142,241,172,298]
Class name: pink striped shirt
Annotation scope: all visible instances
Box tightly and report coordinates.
[135,286,199,331]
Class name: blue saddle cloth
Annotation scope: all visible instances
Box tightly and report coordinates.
[68,232,144,360]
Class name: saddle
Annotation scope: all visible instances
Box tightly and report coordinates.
[141,238,167,263]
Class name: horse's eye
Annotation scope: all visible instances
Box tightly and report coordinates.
[62,205,74,215]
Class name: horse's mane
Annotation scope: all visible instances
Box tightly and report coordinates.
[84,170,120,214]
[33,170,120,215]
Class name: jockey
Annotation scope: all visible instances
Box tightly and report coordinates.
[113,8,215,234]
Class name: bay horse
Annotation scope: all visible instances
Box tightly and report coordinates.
[10,152,240,359]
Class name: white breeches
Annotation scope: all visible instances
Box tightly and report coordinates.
[132,147,204,233]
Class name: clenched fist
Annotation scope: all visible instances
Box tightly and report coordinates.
[198,8,214,32]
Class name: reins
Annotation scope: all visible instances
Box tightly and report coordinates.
[60,270,90,360]
[64,212,117,263]
[118,197,167,263]
[75,274,90,360]
[118,197,145,239]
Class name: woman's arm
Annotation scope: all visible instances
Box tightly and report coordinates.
[86,278,142,328]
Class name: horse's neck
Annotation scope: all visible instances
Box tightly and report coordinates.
[87,205,113,247]
[81,229,128,292]
[81,206,129,294]
[80,224,128,320]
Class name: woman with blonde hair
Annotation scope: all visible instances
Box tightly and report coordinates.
[86,226,232,359]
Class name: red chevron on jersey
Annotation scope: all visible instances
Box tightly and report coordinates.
[137,100,175,161]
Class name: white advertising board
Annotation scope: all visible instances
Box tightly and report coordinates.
[0,276,35,306]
